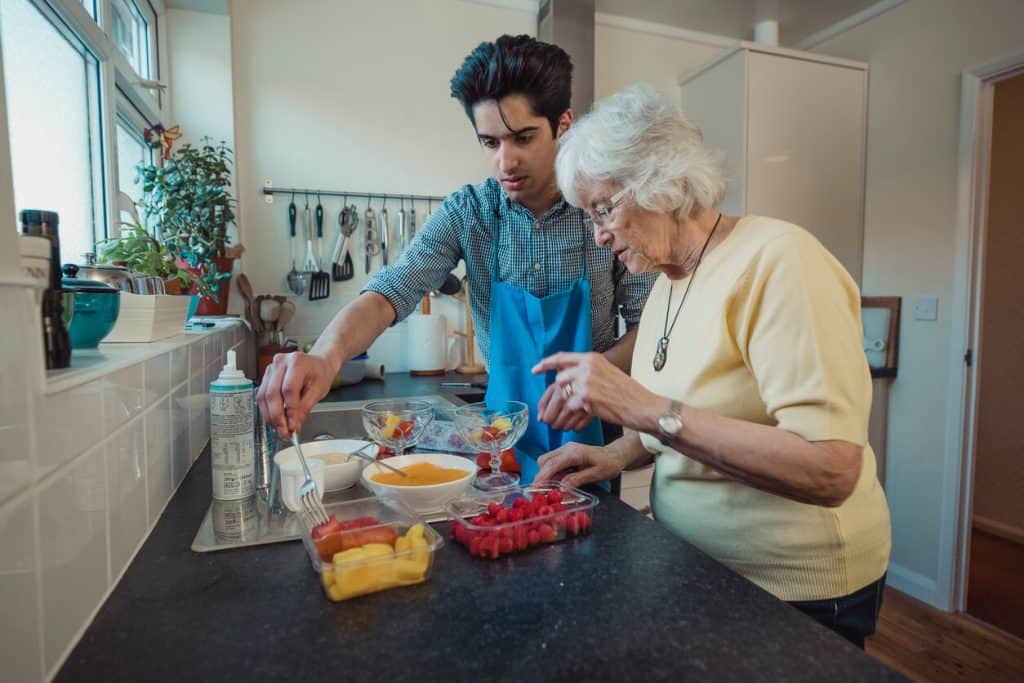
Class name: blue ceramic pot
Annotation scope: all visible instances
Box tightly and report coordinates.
[61,277,120,349]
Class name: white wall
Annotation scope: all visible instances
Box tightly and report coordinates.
[594,16,727,101]
[166,8,243,315]
[812,0,1024,608]
[229,0,535,368]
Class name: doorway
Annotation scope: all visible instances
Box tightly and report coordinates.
[963,70,1024,639]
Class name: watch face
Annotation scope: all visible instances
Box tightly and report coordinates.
[659,415,682,435]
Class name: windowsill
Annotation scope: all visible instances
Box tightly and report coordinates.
[45,318,245,395]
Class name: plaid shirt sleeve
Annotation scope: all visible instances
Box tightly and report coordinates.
[615,260,656,328]
[362,196,466,323]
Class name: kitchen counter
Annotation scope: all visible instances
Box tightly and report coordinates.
[54,372,901,682]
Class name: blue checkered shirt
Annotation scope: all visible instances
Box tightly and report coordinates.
[363,177,655,361]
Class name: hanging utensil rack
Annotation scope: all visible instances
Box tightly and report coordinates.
[262,187,445,203]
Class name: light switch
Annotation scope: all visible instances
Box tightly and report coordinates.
[914,297,938,321]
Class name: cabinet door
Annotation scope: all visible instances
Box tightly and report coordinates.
[680,50,747,217]
[746,52,867,283]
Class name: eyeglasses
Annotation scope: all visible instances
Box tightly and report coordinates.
[591,187,630,227]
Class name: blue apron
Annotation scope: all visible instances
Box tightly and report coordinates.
[484,218,605,486]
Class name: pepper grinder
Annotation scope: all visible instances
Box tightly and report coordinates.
[20,209,71,369]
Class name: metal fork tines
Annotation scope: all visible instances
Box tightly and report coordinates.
[290,433,329,526]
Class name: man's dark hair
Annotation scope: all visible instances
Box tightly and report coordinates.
[450,34,573,136]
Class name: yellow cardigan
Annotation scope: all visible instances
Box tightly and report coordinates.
[633,216,891,601]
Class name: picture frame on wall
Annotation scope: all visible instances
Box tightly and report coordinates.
[861,297,901,378]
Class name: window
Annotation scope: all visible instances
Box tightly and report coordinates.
[115,108,152,225]
[80,0,96,20]
[1,0,104,264]
[111,0,149,78]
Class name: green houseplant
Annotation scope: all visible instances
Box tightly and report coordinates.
[97,223,193,294]
[137,137,240,313]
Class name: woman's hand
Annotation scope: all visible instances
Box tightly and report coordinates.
[535,442,629,489]
[531,352,654,430]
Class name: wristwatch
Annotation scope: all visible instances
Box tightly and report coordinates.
[657,400,685,445]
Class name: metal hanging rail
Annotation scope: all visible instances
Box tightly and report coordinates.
[262,186,446,203]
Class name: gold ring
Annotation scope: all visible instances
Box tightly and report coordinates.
[563,384,574,399]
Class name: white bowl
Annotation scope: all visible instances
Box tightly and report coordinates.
[273,453,325,513]
[361,452,477,516]
[274,439,373,492]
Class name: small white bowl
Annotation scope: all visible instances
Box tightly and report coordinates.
[273,453,325,513]
[361,452,477,516]
[274,439,373,492]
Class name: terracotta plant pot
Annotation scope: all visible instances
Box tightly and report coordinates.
[176,255,234,316]
[163,278,183,295]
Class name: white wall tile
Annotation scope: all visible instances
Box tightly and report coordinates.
[189,338,205,375]
[171,345,188,387]
[106,421,147,581]
[0,288,35,504]
[39,445,108,673]
[145,399,172,526]
[34,379,104,481]
[0,492,43,683]
[189,373,209,461]
[210,332,223,366]
[144,352,171,407]
[103,363,145,433]
[171,384,191,488]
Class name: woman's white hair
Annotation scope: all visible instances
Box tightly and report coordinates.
[556,83,727,219]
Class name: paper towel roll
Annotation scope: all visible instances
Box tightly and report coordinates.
[407,313,448,375]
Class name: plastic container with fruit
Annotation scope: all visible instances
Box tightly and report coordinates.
[302,497,444,602]
[446,483,597,559]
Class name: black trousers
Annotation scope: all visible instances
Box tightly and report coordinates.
[788,574,887,649]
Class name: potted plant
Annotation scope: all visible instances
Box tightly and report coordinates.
[97,223,193,294]
[137,136,242,315]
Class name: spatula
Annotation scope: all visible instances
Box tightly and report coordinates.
[308,195,330,301]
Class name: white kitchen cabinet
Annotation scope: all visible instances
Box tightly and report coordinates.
[679,43,868,283]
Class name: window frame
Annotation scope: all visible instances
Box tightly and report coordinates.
[17,0,168,249]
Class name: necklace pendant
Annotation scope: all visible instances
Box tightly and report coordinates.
[653,337,669,371]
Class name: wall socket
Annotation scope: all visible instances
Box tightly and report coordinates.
[914,297,938,321]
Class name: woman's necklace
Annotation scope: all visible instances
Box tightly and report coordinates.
[653,212,722,372]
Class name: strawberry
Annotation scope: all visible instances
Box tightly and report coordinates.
[512,496,529,509]
[531,493,548,507]
[470,536,482,556]
[566,514,580,536]
[538,523,557,543]
[487,501,504,517]
[508,507,524,523]
[311,514,342,541]
[546,489,564,505]
[527,529,541,546]
[498,537,514,555]
[578,511,592,532]
[537,505,554,517]
[495,508,509,524]
[515,525,529,551]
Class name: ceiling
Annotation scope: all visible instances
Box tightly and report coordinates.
[595,0,882,46]
[165,0,886,47]
[165,0,227,15]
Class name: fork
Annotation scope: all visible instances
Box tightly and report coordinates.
[291,433,329,527]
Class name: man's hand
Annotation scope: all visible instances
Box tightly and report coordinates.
[256,352,336,438]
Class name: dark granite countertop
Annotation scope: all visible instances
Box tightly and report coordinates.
[55,372,901,682]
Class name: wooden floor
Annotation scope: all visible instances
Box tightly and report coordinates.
[866,588,1024,681]
[967,529,1024,640]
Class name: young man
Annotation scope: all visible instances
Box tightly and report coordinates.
[257,35,654,484]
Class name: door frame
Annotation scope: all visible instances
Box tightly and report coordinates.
[942,50,1024,612]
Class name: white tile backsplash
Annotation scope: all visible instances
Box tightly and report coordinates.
[3,292,244,681]
[145,399,172,526]
[171,383,191,489]
[171,345,188,387]
[39,444,108,673]
[144,352,171,407]
[0,492,43,683]
[189,337,205,375]
[103,363,145,433]
[106,420,147,581]
[189,373,209,461]
[0,290,35,504]
[34,379,105,481]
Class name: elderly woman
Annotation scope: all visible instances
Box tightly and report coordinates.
[533,84,891,648]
